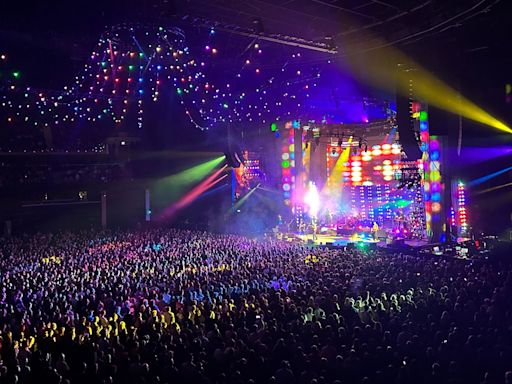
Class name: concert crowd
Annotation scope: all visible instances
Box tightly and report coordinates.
[0,228,511,384]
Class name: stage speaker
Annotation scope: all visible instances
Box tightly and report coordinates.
[396,72,422,161]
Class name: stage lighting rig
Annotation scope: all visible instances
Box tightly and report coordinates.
[189,16,338,54]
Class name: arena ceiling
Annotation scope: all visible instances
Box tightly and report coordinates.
[171,0,499,54]
[0,0,510,129]
[1,0,508,56]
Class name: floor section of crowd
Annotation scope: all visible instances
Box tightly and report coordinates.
[0,228,511,384]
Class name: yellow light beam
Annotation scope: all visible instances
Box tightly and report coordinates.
[322,137,353,204]
[329,137,353,188]
[398,69,512,133]
[340,40,511,134]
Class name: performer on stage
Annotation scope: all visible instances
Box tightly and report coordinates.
[312,220,318,241]
[299,221,306,234]
[371,222,379,240]
[394,209,405,232]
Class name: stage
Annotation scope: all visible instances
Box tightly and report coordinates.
[291,233,429,249]
[296,233,378,247]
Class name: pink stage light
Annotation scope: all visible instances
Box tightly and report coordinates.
[159,165,227,221]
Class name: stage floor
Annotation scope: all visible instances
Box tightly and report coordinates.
[296,233,378,246]
[293,233,429,248]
